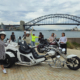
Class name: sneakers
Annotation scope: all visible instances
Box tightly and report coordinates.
[3,69,7,74]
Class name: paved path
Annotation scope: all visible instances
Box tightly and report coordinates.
[0,49,80,80]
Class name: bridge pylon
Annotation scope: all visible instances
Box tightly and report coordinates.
[20,21,25,31]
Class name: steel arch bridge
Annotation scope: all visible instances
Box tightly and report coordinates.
[24,14,80,29]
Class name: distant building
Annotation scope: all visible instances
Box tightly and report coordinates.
[1,23,5,30]
[0,22,26,31]
[72,27,78,31]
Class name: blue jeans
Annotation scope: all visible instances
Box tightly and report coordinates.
[31,41,35,46]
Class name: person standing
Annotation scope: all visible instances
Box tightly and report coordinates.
[38,32,44,43]
[23,27,33,46]
[59,33,67,55]
[48,33,56,43]
[10,32,16,42]
[0,32,9,73]
[31,33,39,47]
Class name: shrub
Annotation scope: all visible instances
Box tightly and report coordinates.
[67,41,75,49]
[72,42,80,47]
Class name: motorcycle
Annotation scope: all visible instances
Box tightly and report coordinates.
[37,38,59,53]
[4,40,80,70]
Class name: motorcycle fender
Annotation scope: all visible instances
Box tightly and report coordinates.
[67,54,77,59]
[5,52,15,57]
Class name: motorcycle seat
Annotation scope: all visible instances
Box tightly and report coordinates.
[19,41,31,54]
[31,48,45,59]
[19,46,31,54]
[19,41,45,59]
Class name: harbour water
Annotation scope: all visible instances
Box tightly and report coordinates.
[4,31,80,42]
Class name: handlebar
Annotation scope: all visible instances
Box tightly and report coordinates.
[54,38,60,47]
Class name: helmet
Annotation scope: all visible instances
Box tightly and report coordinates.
[26,31,30,34]
[0,31,6,39]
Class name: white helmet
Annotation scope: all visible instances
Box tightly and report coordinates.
[0,31,6,38]
[26,31,30,34]
[0,31,6,36]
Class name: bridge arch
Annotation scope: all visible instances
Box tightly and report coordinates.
[25,14,80,26]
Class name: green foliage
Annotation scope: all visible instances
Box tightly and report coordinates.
[72,42,80,47]
[67,41,80,49]
[35,42,39,45]
[67,42,75,49]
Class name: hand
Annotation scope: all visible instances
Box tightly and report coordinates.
[61,42,64,43]
[9,40,10,43]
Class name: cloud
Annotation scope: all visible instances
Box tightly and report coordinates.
[0,0,80,29]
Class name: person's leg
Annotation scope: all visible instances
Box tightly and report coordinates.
[33,42,35,46]
[33,42,34,46]
[31,41,32,46]
[60,44,64,48]
[65,44,67,55]
[0,60,7,73]
[1,65,4,70]
[31,41,33,46]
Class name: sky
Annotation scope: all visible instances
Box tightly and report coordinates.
[0,0,80,30]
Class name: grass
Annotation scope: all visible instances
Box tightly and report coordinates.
[67,42,75,49]
[72,42,80,47]
[67,41,80,49]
